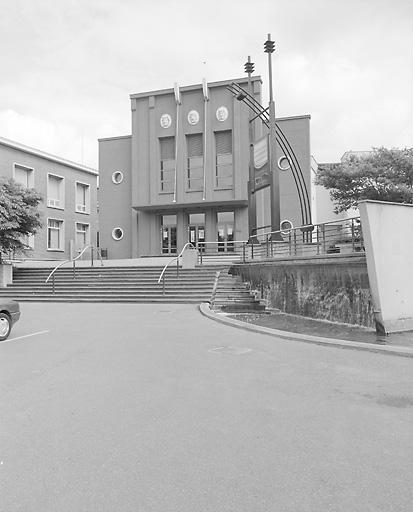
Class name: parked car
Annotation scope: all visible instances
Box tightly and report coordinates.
[0,300,20,341]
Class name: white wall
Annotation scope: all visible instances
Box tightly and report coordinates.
[359,200,413,333]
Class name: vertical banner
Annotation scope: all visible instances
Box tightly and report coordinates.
[173,83,181,202]
[253,134,271,192]
[202,78,209,200]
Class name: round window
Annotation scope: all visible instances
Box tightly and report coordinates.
[278,156,291,171]
[112,227,124,241]
[112,171,124,184]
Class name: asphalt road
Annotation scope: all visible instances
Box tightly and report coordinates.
[1,303,413,512]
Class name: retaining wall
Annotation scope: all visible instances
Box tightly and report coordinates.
[231,254,375,328]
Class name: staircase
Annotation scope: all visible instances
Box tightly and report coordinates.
[211,270,266,313]
[0,265,227,303]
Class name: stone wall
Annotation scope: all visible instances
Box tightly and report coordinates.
[230,254,375,328]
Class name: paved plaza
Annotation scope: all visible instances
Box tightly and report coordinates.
[1,303,413,511]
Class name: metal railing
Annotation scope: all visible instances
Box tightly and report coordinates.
[186,240,249,264]
[157,242,198,295]
[45,245,104,293]
[239,217,364,262]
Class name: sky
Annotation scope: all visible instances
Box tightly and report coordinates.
[0,0,412,169]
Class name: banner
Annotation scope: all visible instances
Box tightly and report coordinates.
[253,135,271,192]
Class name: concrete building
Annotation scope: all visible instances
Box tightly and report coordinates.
[0,136,98,260]
[98,78,312,258]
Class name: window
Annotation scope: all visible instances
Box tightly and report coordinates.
[75,222,89,250]
[186,134,203,191]
[47,219,64,251]
[112,171,124,184]
[215,131,233,189]
[47,174,64,209]
[75,182,90,213]
[14,164,34,188]
[160,137,175,193]
[112,227,124,241]
[21,234,35,250]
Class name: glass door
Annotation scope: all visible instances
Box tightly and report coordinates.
[161,215,177,254]
[217,212,235,252]
[188,213,205,252]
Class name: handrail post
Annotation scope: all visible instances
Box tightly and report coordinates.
[73,259,76,279]
[177,257,179,277]
[289,231,292,255]
[266,235,269,257]
[293,229,297,255]
[316,225,320,255]
[52,273,55,294]
[322,224,326,254]
[242,243,246,263]
[163,275,165,295]
[351,218,355,252]
[91,247,94,267]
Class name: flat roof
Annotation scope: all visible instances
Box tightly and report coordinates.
[98,134,132,142]
[130,76,262,99]
[0,136,98,175]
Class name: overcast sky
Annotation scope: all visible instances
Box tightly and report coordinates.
[0,0,411,169]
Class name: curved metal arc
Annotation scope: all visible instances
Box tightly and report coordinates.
[227,82,312,225]
[157,242,197,284]
[275,125,312,224]
[45,244,103,283]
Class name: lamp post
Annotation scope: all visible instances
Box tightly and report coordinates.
[264,34,282,240]
[244,56,258,244]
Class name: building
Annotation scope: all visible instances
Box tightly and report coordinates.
[98,77,312,258]
[0,136,98,260]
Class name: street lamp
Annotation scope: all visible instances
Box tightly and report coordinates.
[244,56,258,244]
[264,34,282,240]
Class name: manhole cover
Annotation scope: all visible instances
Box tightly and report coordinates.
[156,310,172,314]
[208,346,252,355]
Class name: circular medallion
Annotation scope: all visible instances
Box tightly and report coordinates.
[160,114,172,129]
[216,106,229,122]
[187,110,200,125]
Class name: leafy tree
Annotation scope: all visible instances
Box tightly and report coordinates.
[0,178,43,261]
[315,147,413,213]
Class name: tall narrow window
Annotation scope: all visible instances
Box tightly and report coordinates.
[159,137,175,193]
[186,134,203,191]
[47,219,64,250]
[215,131,233,189]
[75,222,89,250]
[76,182,90,213]
[47,174,64,209]
[14,164,34,188]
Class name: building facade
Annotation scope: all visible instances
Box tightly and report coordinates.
[98,78,312,258]
[0,136,98,260]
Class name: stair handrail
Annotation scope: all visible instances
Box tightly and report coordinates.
[157,242,198,295]
[45,245,104,291]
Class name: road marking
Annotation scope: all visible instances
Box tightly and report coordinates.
[0,330,50,345]
[208,346,252,355]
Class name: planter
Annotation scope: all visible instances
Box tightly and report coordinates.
[0,263,13,287]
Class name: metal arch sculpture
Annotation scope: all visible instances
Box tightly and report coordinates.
[227,82,312,227]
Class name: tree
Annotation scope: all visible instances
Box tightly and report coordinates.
[315,147,413,213]
[0,178,43,261]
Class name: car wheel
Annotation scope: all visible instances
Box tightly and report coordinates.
[0,313,11,341]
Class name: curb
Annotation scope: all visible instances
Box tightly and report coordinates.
[199,303,413,358]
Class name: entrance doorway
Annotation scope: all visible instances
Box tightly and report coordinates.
[217,211,234,252]
[188,213,205,252]
[161,215,177,254]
